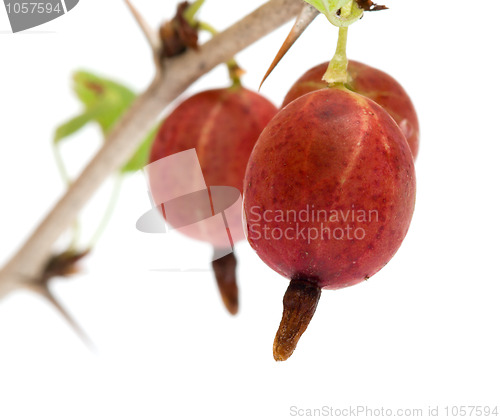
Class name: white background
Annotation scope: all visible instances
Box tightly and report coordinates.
[1,1,499,419]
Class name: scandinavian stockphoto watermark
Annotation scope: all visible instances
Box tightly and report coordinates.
[136,149,244,267]
[246,205,379,244]
[2,0,79,33]
[135,149,380,269]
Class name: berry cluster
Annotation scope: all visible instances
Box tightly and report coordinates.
[148,1,418,361]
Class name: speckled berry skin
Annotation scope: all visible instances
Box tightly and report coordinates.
[243,88,416,290]
[282,60,420,159]
[149,86,277,248]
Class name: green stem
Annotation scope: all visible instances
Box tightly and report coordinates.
[199,21,243,87]
[88,175,123,248]
[52,142,71,186]
[226,58,243,88]
[323,26,349,85]
[198,20,217,36]
[183,0,205,27]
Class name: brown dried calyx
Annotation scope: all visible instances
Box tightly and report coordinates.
[212,251,239,315]
[355,0,388,11]
[37,249,90,285]
[159,2,199,59]
[273,277,322,361]
[28,249,94,349]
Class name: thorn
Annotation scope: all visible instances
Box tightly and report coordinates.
[124,0,161,52]
[259,4,319,91]
[29,284,97,353]
[124,0,163,75]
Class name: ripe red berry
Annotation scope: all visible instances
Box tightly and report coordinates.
[282,60,420,159]
[149,86,277,314]
[243,87,416,360]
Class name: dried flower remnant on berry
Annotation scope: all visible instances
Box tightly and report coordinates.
[212,252,239,315]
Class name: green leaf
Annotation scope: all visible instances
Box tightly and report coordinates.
[54,111,96,144]
[72,71,136,109]
[121,126,159,174]
[56,69,158,174]
[72,70,137,134]
[304,0,350,15]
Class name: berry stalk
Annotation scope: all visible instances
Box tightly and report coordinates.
[322,1,360,85]
[323,26,349,85]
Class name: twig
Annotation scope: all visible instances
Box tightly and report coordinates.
[0,0,304,297]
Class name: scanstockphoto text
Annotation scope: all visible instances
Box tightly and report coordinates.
[289,405,500,417]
